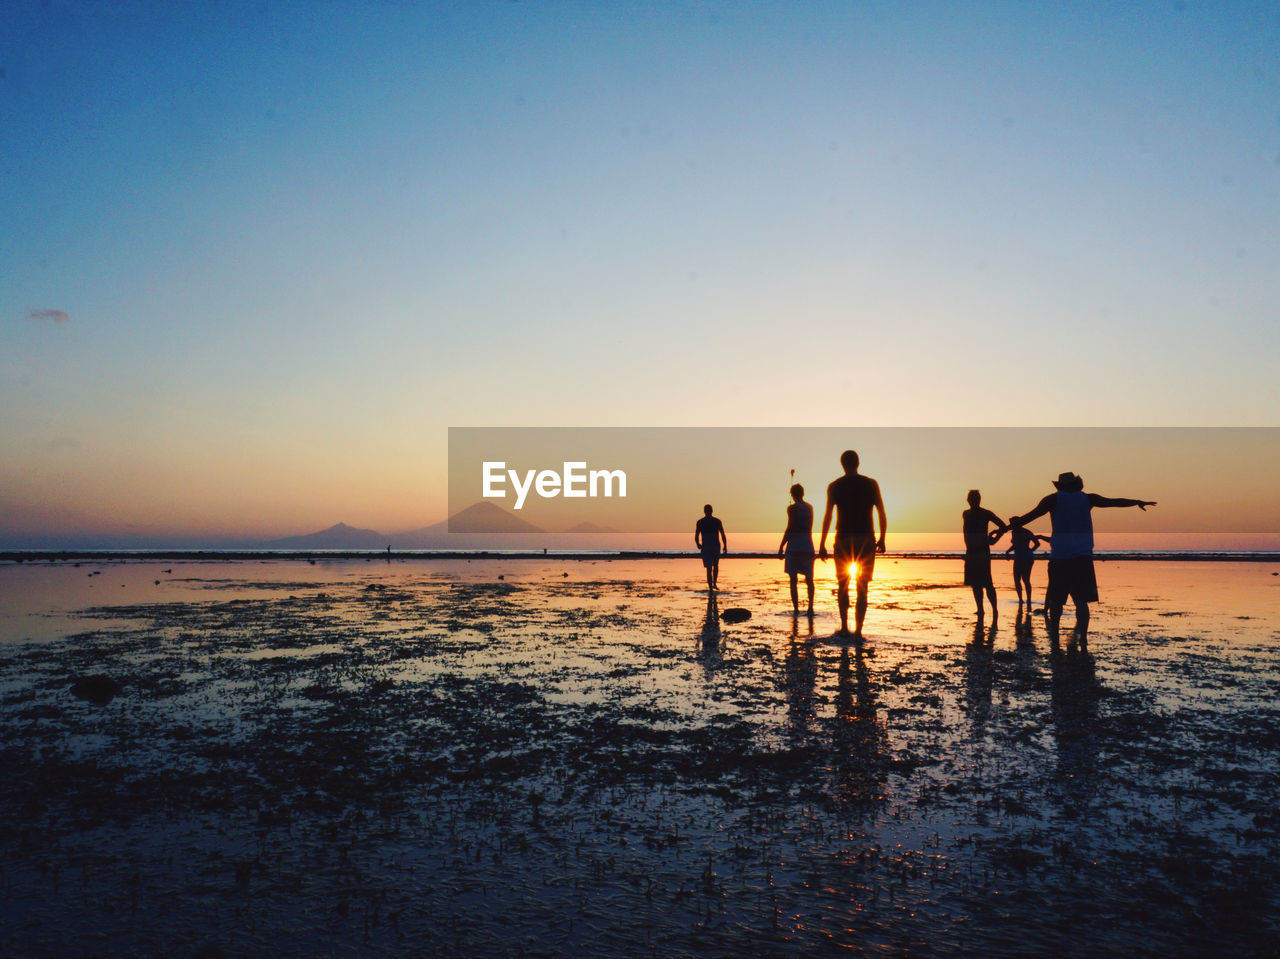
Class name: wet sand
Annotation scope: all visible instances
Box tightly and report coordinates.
[1,557,1278,957]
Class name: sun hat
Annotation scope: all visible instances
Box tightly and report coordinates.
[1053,471,1084,491]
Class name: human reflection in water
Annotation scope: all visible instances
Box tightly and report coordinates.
[1011,606,1043,689]
[830,642,889,805]
[783,614,818,739]
[963,620,998,734]
[1049,643,1100,811]
[1013,604,1037,647]
[697,593,722,674]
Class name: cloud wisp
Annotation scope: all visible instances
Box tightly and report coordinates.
[26,308,70,323]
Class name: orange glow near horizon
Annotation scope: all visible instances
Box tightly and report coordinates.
[3,428,1279,547]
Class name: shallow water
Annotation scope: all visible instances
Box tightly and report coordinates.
[1,557,1277,957]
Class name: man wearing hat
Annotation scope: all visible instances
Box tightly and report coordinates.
[1012,472,1156,646]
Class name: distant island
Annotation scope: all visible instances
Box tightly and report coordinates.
[563,521,620,534]
[260,502,623,549]
[263,521,388,550]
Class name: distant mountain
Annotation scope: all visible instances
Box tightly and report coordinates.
[451,501,544,533]
[394,501,545,545]
[258,504,544,551]
[563,521,619,533]
[263,522,388,550]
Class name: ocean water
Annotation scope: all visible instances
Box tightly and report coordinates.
[1,556,1277,957]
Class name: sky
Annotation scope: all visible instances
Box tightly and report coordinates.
[2,1,1278,545]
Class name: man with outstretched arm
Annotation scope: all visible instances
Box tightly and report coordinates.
[1013,471,1155,649]
[818,450,887,640]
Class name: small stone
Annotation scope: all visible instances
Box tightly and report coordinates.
[70,675,123,705]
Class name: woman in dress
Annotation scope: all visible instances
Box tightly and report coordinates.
[778,483,816,616]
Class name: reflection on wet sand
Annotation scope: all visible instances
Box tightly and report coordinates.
[1050,643,1101,812]
[783,615,817,738]
[0,556,1277,957]
[1011,606,1041,683]
[963,621,998,734]
[697,593,721,673]
[831,641,889,807]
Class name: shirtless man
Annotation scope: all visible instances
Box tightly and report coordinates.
[818,450,887,639]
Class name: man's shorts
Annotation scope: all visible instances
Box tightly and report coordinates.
[963,551,993,588]
[784,551,815,577]
[1046,556,1098,608]
[834,534,876,583]
[700,547,720,569]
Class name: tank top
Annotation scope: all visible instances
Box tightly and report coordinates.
[1050,491,1093,559]
[785,502,815,556]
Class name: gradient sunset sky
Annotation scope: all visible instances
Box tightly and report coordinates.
[2,1,1277,545]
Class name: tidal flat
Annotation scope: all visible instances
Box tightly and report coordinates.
[1,557,1278,958]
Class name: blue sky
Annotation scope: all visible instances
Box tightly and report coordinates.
[2,1,1277,542]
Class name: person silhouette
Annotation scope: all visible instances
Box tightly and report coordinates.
[778,483,816,615]
[992,515,1048,608]
[818,450,887,639]
[694,504,727,591]
[1012,472,1155,648]
[962,490,1005,620]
